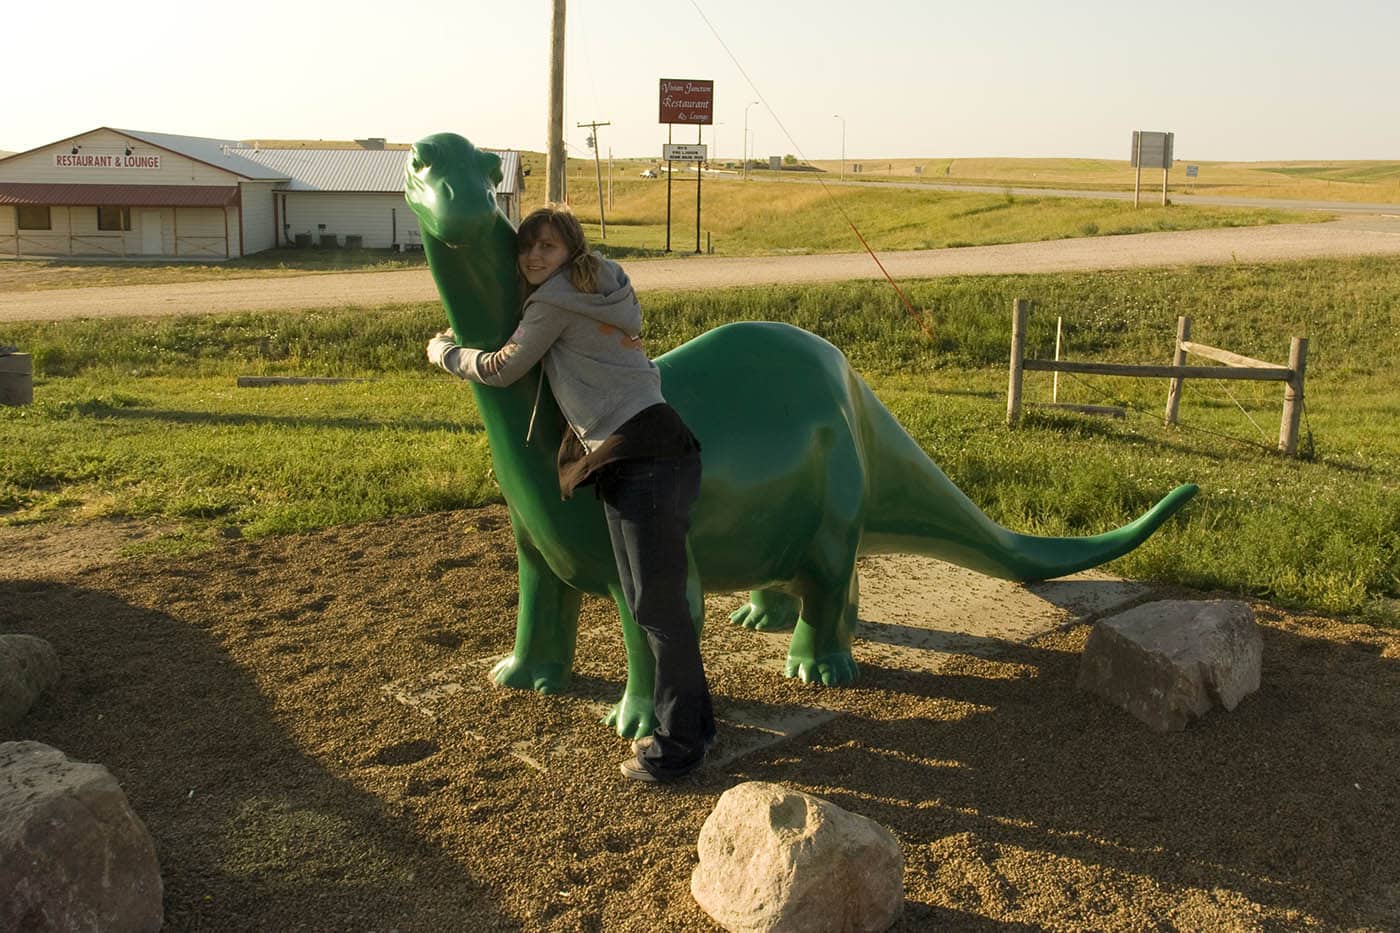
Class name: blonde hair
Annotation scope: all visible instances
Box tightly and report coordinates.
[517,206,602,295]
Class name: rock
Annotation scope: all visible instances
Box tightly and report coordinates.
[0,634,60,731]
[1078,599,1263,732]
[0,741,163,932]
[691,781,903,933]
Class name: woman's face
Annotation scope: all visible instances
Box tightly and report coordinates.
[518,224,571,286]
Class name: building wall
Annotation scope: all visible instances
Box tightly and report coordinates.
[281,192,420,249]
[0,128,241,187]
[0,204,240,259]
[0,204,142,257]
[239,181,276,255]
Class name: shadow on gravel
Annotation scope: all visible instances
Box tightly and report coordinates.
[3,579,515,931]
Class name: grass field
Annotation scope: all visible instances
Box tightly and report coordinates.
[796,156,1400,204]
[3,255,1397,623]
[0,184,1309,291]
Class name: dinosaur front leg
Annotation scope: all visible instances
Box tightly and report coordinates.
[729,588,800,631]
[490,536,581,694]
[785,565,860,686]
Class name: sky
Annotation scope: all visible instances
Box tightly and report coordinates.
[6,0,1400,163]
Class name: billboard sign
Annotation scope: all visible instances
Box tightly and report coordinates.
[1131,131,1174,169]
[659,79,714,125]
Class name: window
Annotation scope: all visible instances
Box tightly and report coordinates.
[97,206,132,231]
[17,206,51,230]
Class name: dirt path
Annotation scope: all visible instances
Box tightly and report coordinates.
[3,216,1399,323]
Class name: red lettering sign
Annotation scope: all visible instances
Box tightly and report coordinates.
[659,78,714,125]
[53,153,162,169]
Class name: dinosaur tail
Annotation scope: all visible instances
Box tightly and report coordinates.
[858,381,1196,583]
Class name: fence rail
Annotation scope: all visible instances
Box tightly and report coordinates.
[1006,299,1309,455]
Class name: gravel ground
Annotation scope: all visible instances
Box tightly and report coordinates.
[3,216,1400,323]
[4,507,1398,931]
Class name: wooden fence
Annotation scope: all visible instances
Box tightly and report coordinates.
[1006,299,1310,455]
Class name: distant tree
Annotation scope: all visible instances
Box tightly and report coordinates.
[783,154,798,165]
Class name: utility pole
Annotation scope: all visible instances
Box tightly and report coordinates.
[742,100,759,180]
[833,113,846,181]
[546,0,566,204]
[577,119,610,239]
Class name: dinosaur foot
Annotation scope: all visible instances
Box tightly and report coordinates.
[491,656,569,694]
[604,693,657,739]
[729,590,801,632]
[784,651,859,686]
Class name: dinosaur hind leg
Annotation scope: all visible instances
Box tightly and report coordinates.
[730,588,800,631]
[785,565,860,686]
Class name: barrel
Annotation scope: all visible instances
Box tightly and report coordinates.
[0,353,33,407]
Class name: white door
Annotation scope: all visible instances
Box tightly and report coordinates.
[140,210,162,254]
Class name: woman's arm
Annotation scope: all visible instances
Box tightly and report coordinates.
[427,304,568,387]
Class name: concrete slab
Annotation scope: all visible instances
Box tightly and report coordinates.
[383,559,1150,771]
[707,556,1149,678]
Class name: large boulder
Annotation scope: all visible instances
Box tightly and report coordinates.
[0,741,163,932]
[691,781,903,933]
[1077,599,1263,732]
[0,634,60,731]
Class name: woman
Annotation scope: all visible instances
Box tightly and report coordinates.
[426,207,714,782]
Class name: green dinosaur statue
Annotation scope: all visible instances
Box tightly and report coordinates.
[405,132,1197,739]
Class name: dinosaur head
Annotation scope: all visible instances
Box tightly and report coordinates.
[405,133,505,247]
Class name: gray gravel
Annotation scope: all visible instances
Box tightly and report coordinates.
[2,216,1398,324]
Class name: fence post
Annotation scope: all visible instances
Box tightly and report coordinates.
[1007,299,1028,426]
[1278,336,1308,455]
[1164,315,1191,425]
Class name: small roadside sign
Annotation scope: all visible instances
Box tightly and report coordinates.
[1186,164,1199,178]
[663,144,707,162]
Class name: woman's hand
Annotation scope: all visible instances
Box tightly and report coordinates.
[426,332,462,374]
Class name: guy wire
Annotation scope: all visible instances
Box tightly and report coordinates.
[686,0,934,339]
[1058,370,1280,455]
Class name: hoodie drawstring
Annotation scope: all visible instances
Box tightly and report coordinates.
[525,373,543,446]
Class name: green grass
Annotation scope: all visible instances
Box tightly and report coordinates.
[2,256,1397,622]
[559,179,1312,257]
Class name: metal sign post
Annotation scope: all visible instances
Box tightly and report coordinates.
[695,126,703,254]
[665,125,673,252]
[662,141,708,253]
[659,77,714,256]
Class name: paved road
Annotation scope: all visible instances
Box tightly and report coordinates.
[3,215,1399,323]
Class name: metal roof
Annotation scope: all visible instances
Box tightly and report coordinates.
[0,128,521,196]
[0,183,239,207]
[232,147,521,195]
[233,148,415,192]
[112,128,289,181]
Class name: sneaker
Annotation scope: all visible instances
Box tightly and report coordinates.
[631,734,717,757]
[619,754,663,782]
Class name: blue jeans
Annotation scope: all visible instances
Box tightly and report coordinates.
[596,452,714,777]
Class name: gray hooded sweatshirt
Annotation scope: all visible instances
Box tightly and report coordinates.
[445,256,666,451]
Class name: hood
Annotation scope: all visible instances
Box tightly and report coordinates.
[527,255,642,334]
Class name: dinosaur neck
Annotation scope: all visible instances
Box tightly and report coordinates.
[425,220,520,349]
[424,221,565,509]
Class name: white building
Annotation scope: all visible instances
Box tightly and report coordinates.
[0,127,523,260]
